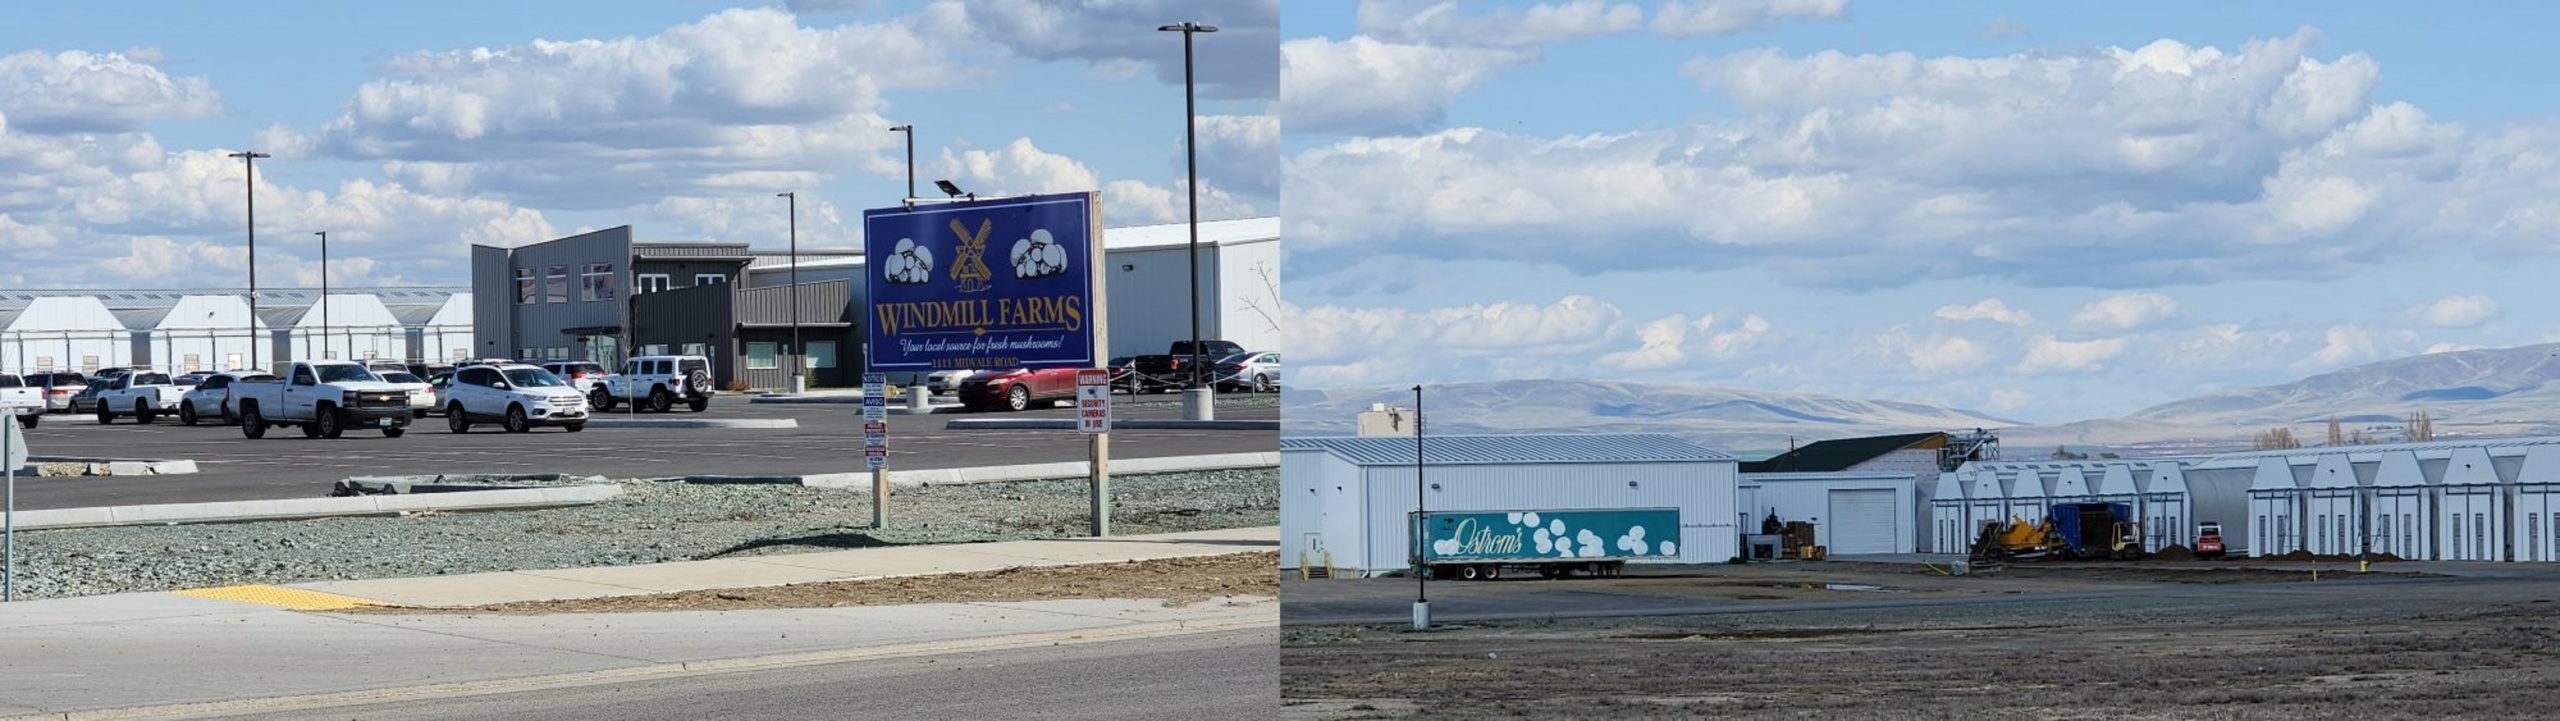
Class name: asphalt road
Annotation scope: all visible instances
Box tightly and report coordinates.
[9,396,1276,510]
[193,628,1278,721]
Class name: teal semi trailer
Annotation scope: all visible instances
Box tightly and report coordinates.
[1411,508,1681,580]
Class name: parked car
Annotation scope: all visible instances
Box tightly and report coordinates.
[92,370,188,424]
[959,367,1079,412]
[230,360,415,439]
[0,373,44,428]
[595,355,716,412]
[539,361,611,398]
[173,372,212,388]
[376,370,438,418]
[924,369,978,396]
[23,371,87,413]
[178,371,274,426]
[1212,351,1281,393]
[406,362,456,379]
[1129,340,1244,393]
[1105,356,1141,395]
[442,363,589,433]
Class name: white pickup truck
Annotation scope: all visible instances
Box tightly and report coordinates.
[230,360,417,439]
[92,370,189,425]
[0,373,43,428]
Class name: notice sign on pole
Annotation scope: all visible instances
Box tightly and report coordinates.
[1076,369,1111,434]
[862,373,888,470]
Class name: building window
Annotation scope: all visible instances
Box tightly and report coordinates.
[583,263,616,302]
[182,353,201,372]
[516,268,536,304]
[746,342,778,369]
[546,265,569,303]
[34,356,52,372]
[695,273,727,286]
[806,340,836,369]
[681,342,707,357]
[637,274,670,293]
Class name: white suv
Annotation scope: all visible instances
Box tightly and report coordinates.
[441,363,590,433]
[597,355,717,413]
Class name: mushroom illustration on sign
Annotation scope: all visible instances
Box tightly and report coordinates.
[1011,229,1070,279]
[882,239,934,284]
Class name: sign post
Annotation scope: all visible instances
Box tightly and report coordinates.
[863,191,1108,536]
[1078,369,1112,536]
[863,373,889,528]
[4,417,25,602]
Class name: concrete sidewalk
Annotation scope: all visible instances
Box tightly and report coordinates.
[287,525,1277,607]
[0,526,1279,720]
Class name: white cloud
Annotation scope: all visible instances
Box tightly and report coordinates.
[2071,292,2181,330]
[1278,37,1530,136]
[1357,0,1645,48]
[0,49,222,133]
[1934,298,2032,326]
[1593,311,1775,371]
[2016,335,2127,374]
[959,0,1279,100]
[1870,328,1992,376]
[2301,325,2383,368]
[1289,30,2560,288]
[2409,294,2501,329]
[1651,0,1847,36]
[1984,389,2035,413]
[316,7,979,208]
[1980,15,2028,40]
[1199,113,1281,199]
[1291,295,1636,386]
[934,137,1256,224]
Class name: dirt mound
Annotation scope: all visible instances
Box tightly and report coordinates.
[2151,545,2194,561]
[2276,549,2318,560]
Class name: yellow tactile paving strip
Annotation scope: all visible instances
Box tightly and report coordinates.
[173,585,393,611]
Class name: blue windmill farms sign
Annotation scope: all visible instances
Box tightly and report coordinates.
[863,191,1104,373]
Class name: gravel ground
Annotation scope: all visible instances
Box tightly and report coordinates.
[6,468,1274,600]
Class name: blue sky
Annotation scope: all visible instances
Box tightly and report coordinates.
[1281,0,2560,423]
[0,0,1275,290]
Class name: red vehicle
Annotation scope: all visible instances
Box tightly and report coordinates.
[958,368,1080,412]
[2194,521,2226,558]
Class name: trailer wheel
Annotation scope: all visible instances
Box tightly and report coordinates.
[1455,565,1483,581]
[1482,564,1501,581]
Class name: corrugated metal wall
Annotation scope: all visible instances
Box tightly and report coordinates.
[632,283,736,386]
[1282,449,1325,569]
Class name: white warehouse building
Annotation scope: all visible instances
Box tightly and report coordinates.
[1737,472,1919,555]
[1281,434,1740,575]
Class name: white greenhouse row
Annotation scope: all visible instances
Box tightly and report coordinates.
[0,289,470,375]
[2204,439,2560,561]
[1929,461,2198,554]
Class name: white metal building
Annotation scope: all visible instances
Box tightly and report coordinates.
[742,216,1284,361]
[1930,469,1973,554]
[0,289,472,375]
[265,294,409,363]
[2141,463,2196,550]
[141,295,268,372]
[2248,457,2304,557]
[2304,454,2359,556]
[0,296,133,373]
[2442,446,2503,561]
[2370,451,2430,559]
[2520,445,2560,563]
[2006,467,2052,524]
[1737,472,1918,555]
[1280,434,1740,574]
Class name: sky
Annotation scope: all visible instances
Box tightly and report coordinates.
[1280,0,2560,424]
[0,0,1276,291]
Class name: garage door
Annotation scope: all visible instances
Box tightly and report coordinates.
[1828,489,1898,555]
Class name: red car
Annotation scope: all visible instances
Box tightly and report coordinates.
[958,368,1081,412]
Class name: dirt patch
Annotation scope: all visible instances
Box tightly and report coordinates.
[353,551,1277,614]
[2153,544,2195,561]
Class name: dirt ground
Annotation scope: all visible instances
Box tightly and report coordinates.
[1282,562,2560,720]
[356,551,1277,614]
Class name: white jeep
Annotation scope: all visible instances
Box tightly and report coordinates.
[595,355,717,413]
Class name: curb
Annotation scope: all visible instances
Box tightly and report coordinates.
[0,607,1274,721]
[943,419,1279,431]
[802,451,1281,489]
[17,457,200,477]
[6,485,625,531]
[579,418,798,429]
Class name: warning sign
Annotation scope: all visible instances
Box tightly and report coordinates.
[1075,369,1110,434]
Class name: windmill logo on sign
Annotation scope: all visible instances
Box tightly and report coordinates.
[949,218,995,294]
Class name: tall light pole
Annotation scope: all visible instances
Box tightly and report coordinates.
[229,151,269,371]
[1413,384,1429,630]
[314,231,331,360]
[1159,21,1217,420]
[778,191,802,393]
[887,124,915,200]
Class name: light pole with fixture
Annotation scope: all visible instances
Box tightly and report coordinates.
[1413,383,1429,630]
[778,191,802,394]
[887,124,915,200]
[229,151,269,371]
[314,231,331,360]
[1159,20,1217,421]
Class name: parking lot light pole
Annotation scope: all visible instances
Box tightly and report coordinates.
[1159,21,1216,421]
[315,231,331,360]
[1413,384,1428,630]
[778,191,802,394]
[887,124,915,200]
[229,151,269,371]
